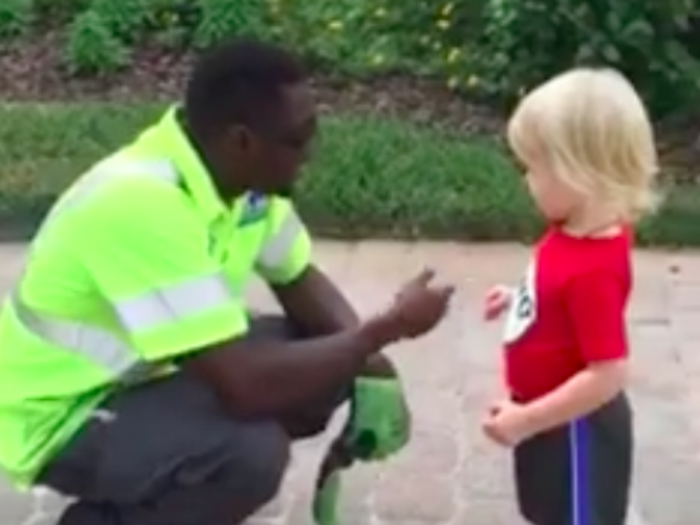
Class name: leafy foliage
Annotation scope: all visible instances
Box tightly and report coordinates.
[89,0,150,42]
[2,0,700,115]
[276,0,405,74]
[193,0,271,49]
[0,0,34,39]
[144,0,202,50]
[467,0,700,114]
[64,10,129,75]
[33,0,89,25]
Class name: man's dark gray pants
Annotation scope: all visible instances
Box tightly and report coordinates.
[37,315,351,525]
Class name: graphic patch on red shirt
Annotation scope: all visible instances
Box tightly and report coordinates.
[503,227,632,401]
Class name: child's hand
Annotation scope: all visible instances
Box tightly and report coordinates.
[483,285,513,321]
[482,399,537,447]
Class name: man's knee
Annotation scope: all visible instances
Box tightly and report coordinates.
[280,384,350,439]
[245,313,352,438]
[221,423,291,505]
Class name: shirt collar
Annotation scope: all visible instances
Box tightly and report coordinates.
[139,105,228,222]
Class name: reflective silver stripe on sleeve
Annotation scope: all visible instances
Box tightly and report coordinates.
[112,272,234,333]
[34,158,180,249]
[44,158,178,221]
[10,293,142,379]
[257,209,304,269]
[60,158,178,212]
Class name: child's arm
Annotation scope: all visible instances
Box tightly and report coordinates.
[483,285,514,321]
[523,360,626,432]
[524,269,628,433]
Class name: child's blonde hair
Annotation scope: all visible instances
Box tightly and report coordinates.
[507,67,660,222]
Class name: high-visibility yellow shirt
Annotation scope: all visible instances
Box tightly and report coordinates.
[0,106,311,487]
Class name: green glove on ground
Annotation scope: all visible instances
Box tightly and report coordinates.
[347,376,410,461]
[312,430,356,525]
[312,376,410,525]
[312,467,342,525]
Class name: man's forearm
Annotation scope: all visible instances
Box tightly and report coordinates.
[186,315,398,418]
[273,265,360,335]
[274,265,398,379]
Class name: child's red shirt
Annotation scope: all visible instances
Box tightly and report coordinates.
[503,227,632,401]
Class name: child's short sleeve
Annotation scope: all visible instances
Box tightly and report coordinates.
[565,270,628,363]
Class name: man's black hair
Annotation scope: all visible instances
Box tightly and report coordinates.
[184,37,308,138]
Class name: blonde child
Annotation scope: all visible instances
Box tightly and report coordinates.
[481,67,658,525]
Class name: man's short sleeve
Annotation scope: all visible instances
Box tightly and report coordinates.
[74,177,249,362]
[565,271,628,363]
[255,199,312,285]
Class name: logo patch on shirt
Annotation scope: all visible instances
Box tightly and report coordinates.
[503,260,537,344]
[238,192,268,226]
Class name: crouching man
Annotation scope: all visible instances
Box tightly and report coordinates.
[0,37,454,525]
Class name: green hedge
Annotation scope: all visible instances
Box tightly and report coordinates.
[0,103,699,246]
[3,0,700,115]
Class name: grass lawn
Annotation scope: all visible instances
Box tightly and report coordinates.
[0,103,698,246]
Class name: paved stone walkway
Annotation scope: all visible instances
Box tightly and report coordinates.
[0,240,699,525]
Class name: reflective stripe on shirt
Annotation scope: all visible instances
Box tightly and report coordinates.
[11,157,294,378]
[257,208,303,270]
[10,292,147,381]
[10,274,235,380]
[14,158,184,381]
[57,158,178,215]
[113,272,234,333]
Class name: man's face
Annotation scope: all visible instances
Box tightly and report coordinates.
[235,81,317,195]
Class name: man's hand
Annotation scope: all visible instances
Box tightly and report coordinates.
[364,268,454,344]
